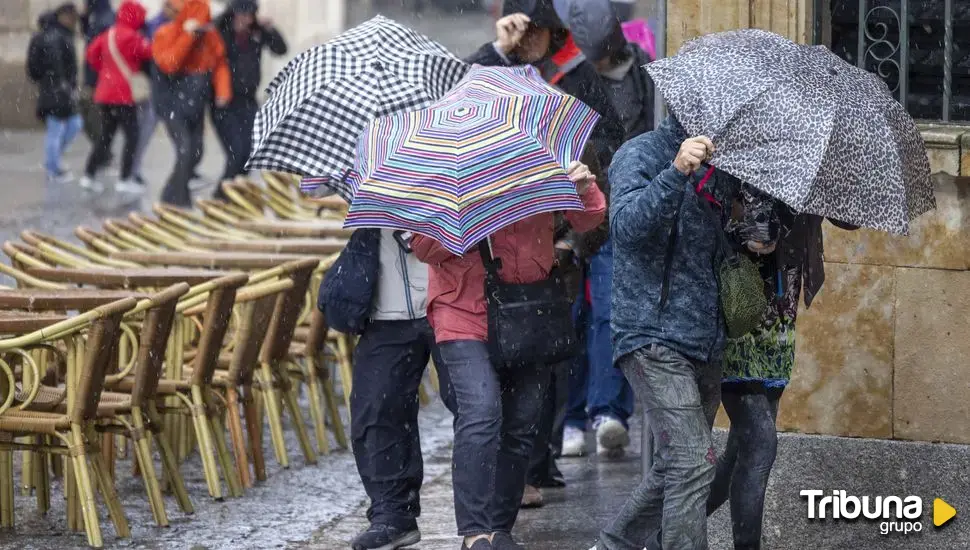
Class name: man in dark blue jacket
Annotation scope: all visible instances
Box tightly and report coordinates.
[211,0,288,198]
[595,116,734,550]
[79,0,115,146]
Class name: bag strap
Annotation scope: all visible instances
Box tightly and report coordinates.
[694,167,736,257]
[106,29,134,85]
[477,239,502,281]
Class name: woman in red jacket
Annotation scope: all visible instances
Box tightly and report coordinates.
[79,0,151,194]
[412,161,606,550]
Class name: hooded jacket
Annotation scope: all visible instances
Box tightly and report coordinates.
[609,116,740,364]
[152,0,233,104]
[86,1,151,105]
[215,0,288,100]
[81,0,116,88]
[27,11,79,119]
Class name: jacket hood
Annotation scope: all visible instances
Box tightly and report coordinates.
[177,0,212,25]
[116,1,147,30]
[554,0,627,61]
[38,11,57,29]
[87,0,113,13]
[502,0,563,29]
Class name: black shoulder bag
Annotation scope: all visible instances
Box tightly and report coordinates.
[478,241,578,369]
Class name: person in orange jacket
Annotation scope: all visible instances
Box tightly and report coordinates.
[151,0,231,206]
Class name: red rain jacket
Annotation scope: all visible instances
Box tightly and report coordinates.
[86,1,151,105]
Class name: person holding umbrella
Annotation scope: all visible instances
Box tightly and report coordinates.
[465,0,625,507]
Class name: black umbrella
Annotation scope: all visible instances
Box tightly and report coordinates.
[646,29,934,234]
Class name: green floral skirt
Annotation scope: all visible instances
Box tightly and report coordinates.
[722,263,801,391]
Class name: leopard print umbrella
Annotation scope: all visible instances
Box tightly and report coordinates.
[645,29,934,235]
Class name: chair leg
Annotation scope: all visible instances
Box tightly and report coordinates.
[281,377,318,466]
[428,360,440,395]
[145,405,194,514]
[128,415,169,527]
[321,372,348,450]
[207,409,243,498]
[0,449,14,528]
[65,430,103,548]
[34,439,51,515]
[89,445,130,538]
[186,388,223,501]
[258,363,289,468]
[303,362,330,455]
[21,449,32,496]
[242,386,267,482]
[417,381,430,407]
[335,335,354,412]
[225,388,252,488]
[64,456,82,533]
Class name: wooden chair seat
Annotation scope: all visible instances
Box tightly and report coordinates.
[0,410,71,434]
[0,311,69,333]
[0,289,147,311]
[185,237,348,255]
[26,267,230,288]
[16,384,67,411]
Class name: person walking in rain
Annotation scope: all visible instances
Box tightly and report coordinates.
[79,0,116,151]
[211,0,288,200]
[592,116,736,550]
[326,228,438,550]
[152,0,232,207]
[707,191,858,549]
[554,0,655,460]
[79,0,152,194]
[467,0,625,507]
[27,3,83,185]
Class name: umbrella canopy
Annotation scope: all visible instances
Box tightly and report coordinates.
[646,28,934,234]
[343,64,600,255]
[246,15,468,200]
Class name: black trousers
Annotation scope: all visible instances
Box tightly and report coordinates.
[211,96,258,183]
[161,115,205,207]
[351,318,435,530]
[526,361,569,487]
[85,104,138,180]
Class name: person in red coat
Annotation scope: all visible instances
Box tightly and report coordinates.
[79,0,151,194]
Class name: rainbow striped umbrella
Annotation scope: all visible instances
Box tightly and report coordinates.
[343,64,600,255]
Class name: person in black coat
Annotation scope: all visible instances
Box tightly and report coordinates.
[27,4,84,184]
[211,0,288,198]
[78,0,116,147]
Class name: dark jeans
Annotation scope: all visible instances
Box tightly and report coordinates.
[351,318,435,530]
[526,360,568,487]
[161,116,205,207]
[599,345,721,550]
[566,244,635,430]
[85,104,139,180]
[435,340,549,536]
[211,96,258,183]
[707,389,781,550]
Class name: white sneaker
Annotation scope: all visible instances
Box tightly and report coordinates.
[594,416,630,458]
[115,179,146,195]
[46,170,74,185]
[78,176,105,192]
[561,425,587,457]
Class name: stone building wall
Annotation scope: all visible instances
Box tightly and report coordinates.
[0,0,346,128]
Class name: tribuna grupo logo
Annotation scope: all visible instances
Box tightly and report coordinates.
[801,490,923,535]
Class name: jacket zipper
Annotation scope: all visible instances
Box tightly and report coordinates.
[658,221,679,312]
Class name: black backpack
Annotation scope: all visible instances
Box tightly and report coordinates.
[318,228,380,335]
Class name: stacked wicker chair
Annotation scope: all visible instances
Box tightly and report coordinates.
[0,173,432,548]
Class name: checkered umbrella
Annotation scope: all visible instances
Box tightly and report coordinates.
[343,65,600,255]
[246,16,468,200]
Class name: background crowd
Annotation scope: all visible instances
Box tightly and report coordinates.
[26,0,288,206]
